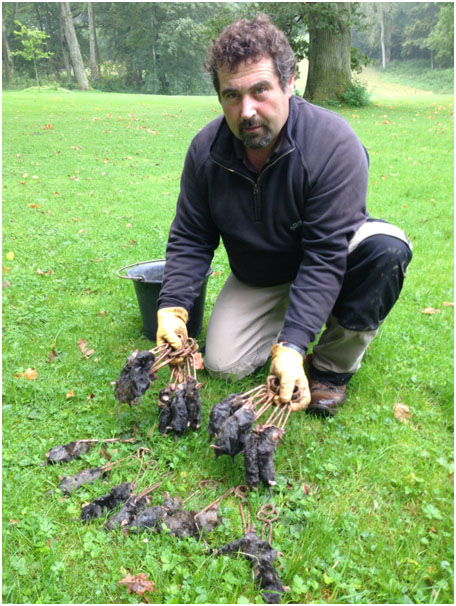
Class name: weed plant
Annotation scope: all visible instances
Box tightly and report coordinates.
[341,80,371,107]
[2,89,454,604]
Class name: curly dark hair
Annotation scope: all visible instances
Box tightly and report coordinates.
[205,14,296,96]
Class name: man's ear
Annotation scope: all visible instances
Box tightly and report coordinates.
[287,75,295,97]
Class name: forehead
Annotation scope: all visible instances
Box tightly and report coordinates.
[218,57,280,92]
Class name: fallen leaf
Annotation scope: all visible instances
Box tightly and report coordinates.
[394,402,412,423]
[442,301,454,307]
[421,307,440,314]
[37,268,54,276]
[78,339,95,359]
[2,267,11,273]
[302,483,311,495]
[86,393,95,400]
[66,389,74,399]
[6,251,14,261]
[48,347,58,363]
[9,519,20,525]
[100,446,111,461]
[3,279,11,288]
[119,573,155,596]
[16,368,38,380]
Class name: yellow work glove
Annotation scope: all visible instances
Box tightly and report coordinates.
[269,343,311,412]
[156,307,188,350]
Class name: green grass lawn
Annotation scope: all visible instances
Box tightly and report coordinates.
[2,88,454,605]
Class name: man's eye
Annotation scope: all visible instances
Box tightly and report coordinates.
[256,87,266,94]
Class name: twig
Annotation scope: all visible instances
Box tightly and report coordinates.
[194,486,235,520]
[133,482,162,503]
[75,437,137,445]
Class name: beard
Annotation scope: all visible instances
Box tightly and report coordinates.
[238,118,273,150]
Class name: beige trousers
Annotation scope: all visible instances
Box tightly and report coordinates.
[203,221,411,380]
[203,274,377,380]
[204,274,291,379]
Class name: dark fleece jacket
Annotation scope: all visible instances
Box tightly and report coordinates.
[157,95,369,351]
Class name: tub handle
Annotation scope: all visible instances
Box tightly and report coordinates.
[116,260,164,282]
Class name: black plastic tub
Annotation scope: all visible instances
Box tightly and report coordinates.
[116,259,212,341]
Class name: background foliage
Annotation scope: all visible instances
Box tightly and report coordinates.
[2,2,454,96]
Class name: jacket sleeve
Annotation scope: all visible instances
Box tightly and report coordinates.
[157,141,220,313]
[278,121,369,350]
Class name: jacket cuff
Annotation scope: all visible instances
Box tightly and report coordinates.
[277,341,306,357]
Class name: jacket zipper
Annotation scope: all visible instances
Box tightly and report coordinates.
[212,147,295,222]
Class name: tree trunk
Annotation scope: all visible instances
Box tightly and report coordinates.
[59,6,72,84]
[87,2,100,82]
[304,3,352,102]
[33,53,41,88]
[380,13,387,69]
[2,25,12,83]
[380,5,392,68]
[60,1,89,90]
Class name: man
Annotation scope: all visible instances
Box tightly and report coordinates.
[156,14,412,416]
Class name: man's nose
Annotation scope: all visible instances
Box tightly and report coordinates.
[240,95,257,120]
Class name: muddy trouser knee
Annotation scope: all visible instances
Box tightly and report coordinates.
[204,274,291,380]
[310,224,413,385]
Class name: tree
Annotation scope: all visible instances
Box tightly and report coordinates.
[11,21,53,87]
[355,2,394,69]
[424,3,454,67]
[60,1,88,90]
[251,2,367,102]
[304,3,354,102]
[87,2,100,82]
[2,23,13,83]
[378,3,393,69]
[401,2,441,67]
[59,4,72,85]
[98,2,219,94]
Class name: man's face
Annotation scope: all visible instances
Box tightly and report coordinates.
[218,57,294,152]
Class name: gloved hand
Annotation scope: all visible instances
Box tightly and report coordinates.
[269,343,311,412]
[156,307,188,350]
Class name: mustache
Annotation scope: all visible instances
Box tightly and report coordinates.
[239,118,265,129]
